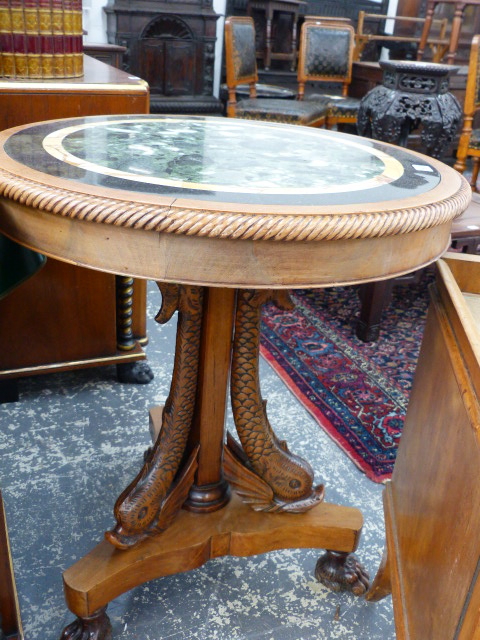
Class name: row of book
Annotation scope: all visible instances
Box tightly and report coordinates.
[0,0,83,78]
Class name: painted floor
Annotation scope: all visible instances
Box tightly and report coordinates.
[1,282,395,640]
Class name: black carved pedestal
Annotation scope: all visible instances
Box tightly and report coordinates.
[357,60,461,158]
[355,60,462,343]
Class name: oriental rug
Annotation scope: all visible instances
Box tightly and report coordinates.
[260,270,434,483]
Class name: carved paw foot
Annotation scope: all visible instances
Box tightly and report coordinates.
[117,361,154,384]
[60,608,112,640]
[315,550,369,596]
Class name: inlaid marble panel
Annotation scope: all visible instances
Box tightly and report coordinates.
[3,115,441,207]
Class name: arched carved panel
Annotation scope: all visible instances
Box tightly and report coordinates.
[141,15,194,41]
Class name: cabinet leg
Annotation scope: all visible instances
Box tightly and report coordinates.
[315,550,369,596]
[60,607,112,640]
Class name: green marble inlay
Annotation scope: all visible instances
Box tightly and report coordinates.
[43,118,403,194]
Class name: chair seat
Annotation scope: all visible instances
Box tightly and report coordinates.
[469,128,480,150]
[235,98,328,125]
[307,94,360,119]
[220,83,296,101]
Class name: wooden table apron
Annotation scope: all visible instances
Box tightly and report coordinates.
[0,115,470,639]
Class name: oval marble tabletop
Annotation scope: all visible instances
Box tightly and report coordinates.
[0,114,470,288]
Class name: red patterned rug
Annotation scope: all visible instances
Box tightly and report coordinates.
[260,270,433,483]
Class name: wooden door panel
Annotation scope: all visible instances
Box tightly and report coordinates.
[164,41,196,95]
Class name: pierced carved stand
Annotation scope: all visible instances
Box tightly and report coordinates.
[357,60,462,158]
[0,115,469,639]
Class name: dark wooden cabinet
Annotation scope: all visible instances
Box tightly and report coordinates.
[0,56,150,390]
[104,0,221,113]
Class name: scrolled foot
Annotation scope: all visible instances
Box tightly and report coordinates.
[117,361,154,384]
[60,607,112,640]
[315,550,369,596]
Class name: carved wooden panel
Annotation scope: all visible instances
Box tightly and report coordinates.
[105,0,221,113]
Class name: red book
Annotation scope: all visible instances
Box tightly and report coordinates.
[9,0,25,53]
[23,0,42,77]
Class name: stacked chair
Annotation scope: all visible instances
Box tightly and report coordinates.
[224,16,359,131]
[224,16,329,126]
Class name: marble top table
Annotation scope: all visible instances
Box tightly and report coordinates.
[0,115,470,639]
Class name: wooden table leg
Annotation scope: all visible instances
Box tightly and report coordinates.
[59,286,368,639]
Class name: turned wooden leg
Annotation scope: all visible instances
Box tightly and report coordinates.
[454,120,473,175]
[447,5,465,65]
[315,550,369,596]
[184,287,236,513]
[60,607,112,640]
[471,158,480,192]
[356,280,394,343]
[417,1,434,61]
[115,275,153,384]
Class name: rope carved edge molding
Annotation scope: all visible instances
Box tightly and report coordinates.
[0,168,472,242]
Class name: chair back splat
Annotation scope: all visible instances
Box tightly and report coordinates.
[297,20,359,129]
[224,16,258,117]
[297,22,355,99]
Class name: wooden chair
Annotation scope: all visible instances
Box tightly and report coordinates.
[366,253,480,640]
[353,11,449,63]
[297,20,360,129]
[224,16,329,127]
[454,34,480,190]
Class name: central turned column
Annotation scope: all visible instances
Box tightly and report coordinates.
[183,287,236,512]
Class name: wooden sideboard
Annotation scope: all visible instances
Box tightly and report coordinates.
[0,55,151,401]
